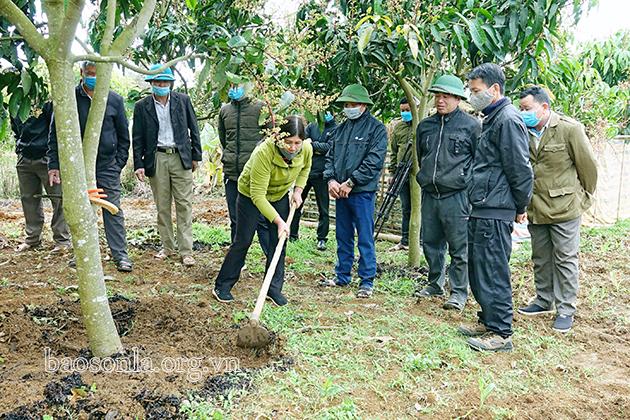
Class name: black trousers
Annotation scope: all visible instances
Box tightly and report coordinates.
[224,177,269,255]
[290,176,330,242]
[468,217,514,338]
[398,178,411,245]
[420,190,469,303]
[215,192,289,296]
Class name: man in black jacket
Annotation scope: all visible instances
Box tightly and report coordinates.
[48,61,133,272]
[415,75,481,311]
[322,84,388,298]
[289,112,336,250]
[217,84,269,255]
[132,65,202,266]
[458,63,533,352]
[12,101,70,253]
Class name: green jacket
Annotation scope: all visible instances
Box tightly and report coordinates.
[388,120,414,172]
[528,111,598,224]
[218,97,265,181]
[238,138,313,222]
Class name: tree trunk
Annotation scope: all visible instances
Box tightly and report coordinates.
[398,70,436,267]
[47,60,123,357]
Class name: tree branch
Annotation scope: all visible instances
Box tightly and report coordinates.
[0,35,24,42]
[57,0,86,56]
[0,0,48,58]
[72,52,205,74]
[100,0,117,55]
[109,0,157,54]
[75,36,94,54]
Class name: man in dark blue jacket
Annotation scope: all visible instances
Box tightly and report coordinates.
[322,84,388,298]
[415,75,481,311]
[48,61,132,272]
[289,112,336,250]
[458,63,533,352]
[132,64,202,267]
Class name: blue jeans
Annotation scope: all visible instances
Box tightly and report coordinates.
[335,191,377,288]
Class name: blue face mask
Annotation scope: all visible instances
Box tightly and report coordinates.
[325,112,334,122]
[343,106,363,120]
[521,110,541,128]
[228,86,245,101]
[401,111,412,122]
[83,76,96,90]
[152,85,170,97]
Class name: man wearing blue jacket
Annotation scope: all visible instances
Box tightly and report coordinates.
[290,112,336,250]
[322,84,388,298]
[459,63,533,352]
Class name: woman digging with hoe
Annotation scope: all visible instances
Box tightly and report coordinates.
[211,115,312,348]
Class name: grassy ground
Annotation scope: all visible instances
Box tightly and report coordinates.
[0,197,628,419]
[181,219,630,419]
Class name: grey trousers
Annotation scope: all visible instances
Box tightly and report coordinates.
[97,166,129,263]
[16,155,70,246]
[148,152,194,257]
[528,217,581,316]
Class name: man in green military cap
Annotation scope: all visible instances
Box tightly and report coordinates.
[322,84,388,298]
[132,64,202,266]
[415,74,481,311]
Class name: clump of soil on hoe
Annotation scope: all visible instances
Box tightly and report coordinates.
[0,292,287,418]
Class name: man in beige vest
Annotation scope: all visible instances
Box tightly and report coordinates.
[517,86,598,333]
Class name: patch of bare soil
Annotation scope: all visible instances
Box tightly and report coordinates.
[0,196,287,417]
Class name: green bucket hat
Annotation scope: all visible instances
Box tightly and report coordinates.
[336,84,374,105]
[145,64,176,82]
[428,74,467,99]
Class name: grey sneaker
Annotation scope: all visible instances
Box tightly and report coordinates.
[416,286,445,299]
[517,303,554,316]
[356,287,373,298]
[552,314,573,333]
[457,323,488,337]
[467,333,513,352]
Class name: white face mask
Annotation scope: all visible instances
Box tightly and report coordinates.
[343,106,364,120]
[469,89,494,112]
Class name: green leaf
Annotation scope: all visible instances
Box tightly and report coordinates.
[184,0,197,10]
[18,97,30,122]
[21,70,32,95]
[408,33,419,60]
[467,20,487,52]
[227,35,248,48]
[224,71,248,84]
[357,24,374,54]
[8,88,23,119]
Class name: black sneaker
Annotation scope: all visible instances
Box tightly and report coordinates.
[212,289,234,303]
[316,240,326,251]
[552,314,573,333]
[517,303,554,316]
[266,292,288,306]
[443,299,464,311]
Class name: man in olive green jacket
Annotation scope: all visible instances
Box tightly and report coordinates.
[218,84,269,254]
[387,97,415,251]
[517,86,598,333]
